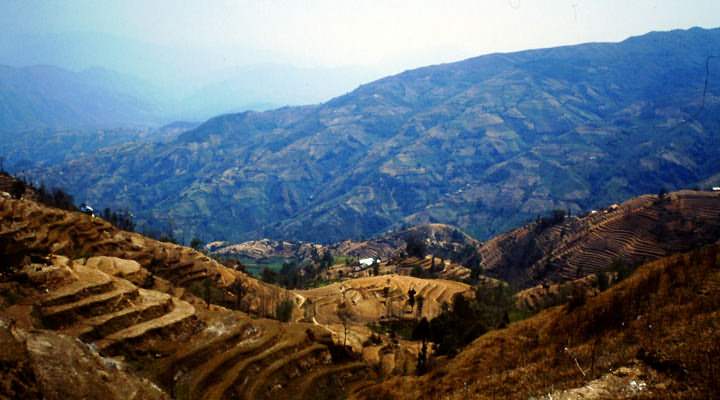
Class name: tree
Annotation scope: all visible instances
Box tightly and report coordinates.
[337,303,352,347]
[275,298,295,322]
[407,287,417,310]
[416,295,425,319]
[405,235,427,258]
[320,251,334,270]
[310,247,320,263]
[202,277,212,309]
[410,265,424,278]
[416,341,428,375]
[595,271,610,291]
[412,317,431,343]
[50,188,75,210]
[608,258,632,281]
[382,286,391,317]
[10,180,25,199]
[190,237,203,251]
[426,286,515,356]
[413,317,431,375]
[228,278,246,309]
[261,267,278,284]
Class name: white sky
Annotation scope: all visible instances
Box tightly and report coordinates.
[3,0,720,71]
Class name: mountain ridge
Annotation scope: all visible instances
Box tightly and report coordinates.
[0,63,163,132]
[36,26,720,243]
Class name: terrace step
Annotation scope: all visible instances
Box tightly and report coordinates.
[180,325,283,400]
[61,289,173,341]
[244,343,327,400]
[95,297,196,351]
[297,361,369,399]
[202,332,304,400]
[42,278,139,328]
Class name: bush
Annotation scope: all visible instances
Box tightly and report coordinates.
[565,285,587,312]
[427,286,515,356]
[101,208,135,231]
[595,271,610,291]
[410,265,425,278]
[405,235,427,258]
[10,180,26,199]
[261,267,278,284]
[608,258,632,282]
[535,209,566,232]
[275,298,295,322]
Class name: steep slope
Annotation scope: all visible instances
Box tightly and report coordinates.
[0,317,168,400]
[478,190,720,288]
[356,243,720,399]
[37,27,720,243]
[0,196,374,399]
[0,195,285,316]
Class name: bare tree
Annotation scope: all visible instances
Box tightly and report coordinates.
[337,302,352,347]
[416,295,425,319]
[407,287,417,312]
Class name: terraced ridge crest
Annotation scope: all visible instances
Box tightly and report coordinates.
[478,190,720,287]
[0,196,288,315]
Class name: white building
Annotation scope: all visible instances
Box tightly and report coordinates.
[359,257,378,268]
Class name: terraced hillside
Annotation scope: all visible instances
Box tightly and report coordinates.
[209,238,327,261]
[321,254,475,284]
[1,255,370,399]
[394,256,472,281]
[296,275,472,352]
[0,197,374,399]
[479,190,720,288]
[330,224,481,264]
[514,273,608,312]
[0,195,286,315]
[210,223,481,268]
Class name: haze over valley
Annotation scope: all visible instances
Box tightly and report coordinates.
[2,1,720,399]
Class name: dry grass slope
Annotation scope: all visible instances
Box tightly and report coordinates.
[357,243,720,399]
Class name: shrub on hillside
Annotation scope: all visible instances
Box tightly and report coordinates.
[275,298,295,322]
[405,235,427,258]
[534,209,566,232]
[427,286,514,356]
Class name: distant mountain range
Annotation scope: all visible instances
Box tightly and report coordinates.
[36,27,720,243]
[0,64,162,132]
[0,31,385,122]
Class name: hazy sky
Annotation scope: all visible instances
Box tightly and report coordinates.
[3,0,720,72]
